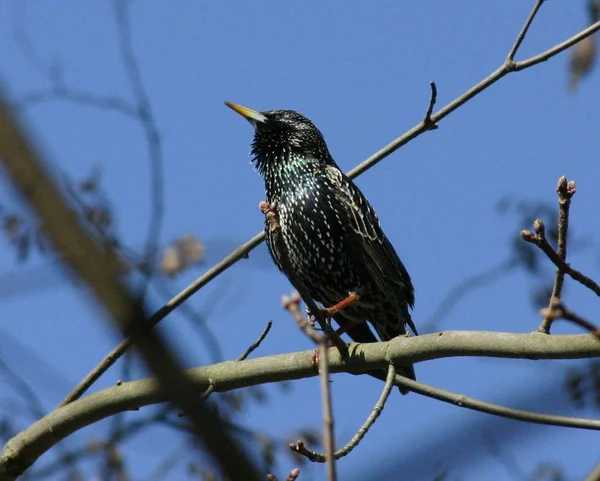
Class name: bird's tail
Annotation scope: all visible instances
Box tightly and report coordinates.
[396,364,416,395]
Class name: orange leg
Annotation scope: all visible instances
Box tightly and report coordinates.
[321,291,361,317]
[311,291,362,369]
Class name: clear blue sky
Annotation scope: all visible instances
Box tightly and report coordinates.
[1,1,599,479]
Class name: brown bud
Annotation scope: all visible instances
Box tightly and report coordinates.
[520,229,535,241]
[160,246,182,276]
[556,175,568,193]
[533,219,545,235]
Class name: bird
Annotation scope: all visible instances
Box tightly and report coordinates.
[225,102,416,394]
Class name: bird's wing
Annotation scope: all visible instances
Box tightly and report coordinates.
[324,165,415,313]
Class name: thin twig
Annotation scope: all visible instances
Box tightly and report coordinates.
[58,231,264,406]
[515,20,600,71]
[15,88,139,117]
[318,337,336,481]
[171,311,271,413]
[237,321,273,362]
[349,19,600,179]
[112,0,165,275]
[283,293,323,344]
[521,226,600,297]
[393,371,600,430]
[422,81,438,130]
[537,177,576,332]
[540,299,600,339]
[64,10,600,403]
[506,0,546,61]
[13,0,166,278]
[290,363,396,463]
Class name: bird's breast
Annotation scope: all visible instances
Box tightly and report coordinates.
[264,175,362,302]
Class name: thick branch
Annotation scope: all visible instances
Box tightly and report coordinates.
[1,331,599,476]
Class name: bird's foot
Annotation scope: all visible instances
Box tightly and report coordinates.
[310,328,347,372]
[259,200,278,214]
[320,291,361,318]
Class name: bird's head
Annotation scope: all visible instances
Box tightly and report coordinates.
[225,102,332,175]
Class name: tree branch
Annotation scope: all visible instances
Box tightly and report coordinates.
[290,363,396,463]
[506,0,546,61]
[2,331,600,477]
[521,223,600,299]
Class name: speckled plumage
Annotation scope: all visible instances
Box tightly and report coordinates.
[228,105,416,392]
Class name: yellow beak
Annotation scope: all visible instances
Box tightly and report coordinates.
[224,101,267,124]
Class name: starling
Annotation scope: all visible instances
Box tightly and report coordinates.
[225,102,417,394]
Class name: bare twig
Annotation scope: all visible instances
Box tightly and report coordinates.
[59,232,264,405]
[15,88,138,117]
[422,81,438,130]
[349,19,600,179]
[392,370,600,430]
[290,363,396,463]
[13,0,166,279]
[65,7,600,402]
[177,317,267,411]
[515,21,600,71]
[533,177,576,332]
[506,0,546,61]
[112,0,165,274]
[283,293,323,344]
[237,321,273,362]
[540,299,600,339]
[554,177,576,293]
[519,178,600,333]
[318,336,336,481]
[521,225,600,297]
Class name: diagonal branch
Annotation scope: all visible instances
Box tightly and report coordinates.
[506,0,546,61]
[521,226,600,297]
